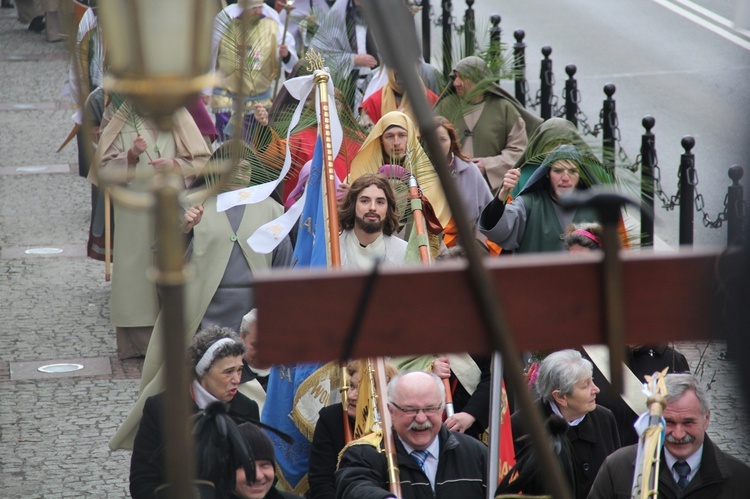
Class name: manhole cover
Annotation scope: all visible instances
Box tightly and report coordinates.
[25,247,64,255]
[16,166,48,173]
[38,363,84,373]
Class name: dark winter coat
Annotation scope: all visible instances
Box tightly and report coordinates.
[309,403,354,499]
[511,400,621,498]
[588,435,750,498]
[335,424,487,499]
[130,391,260,499]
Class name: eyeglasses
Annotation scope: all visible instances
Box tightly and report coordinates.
[390,401,444,417]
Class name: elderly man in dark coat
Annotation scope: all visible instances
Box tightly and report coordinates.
[588,373,750,499]
[336,371,488,499]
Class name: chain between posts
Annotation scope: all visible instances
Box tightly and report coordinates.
[640,145,740,229]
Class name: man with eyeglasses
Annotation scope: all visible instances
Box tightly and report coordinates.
[336,371,488,498]
[589,373,750,499]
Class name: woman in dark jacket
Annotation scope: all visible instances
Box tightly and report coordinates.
[130,326,261,499]
[507,349,620,499]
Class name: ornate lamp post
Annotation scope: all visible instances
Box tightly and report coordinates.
[97,0,216,129]
[95,1,218,496]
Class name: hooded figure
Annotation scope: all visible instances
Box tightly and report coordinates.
[478,145,604,253]
[349,111,451,228]
[434,56,542,192]
[510,117,593,197]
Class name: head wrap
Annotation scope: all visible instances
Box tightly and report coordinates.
[349,111,451,226]
[519,144,600,196]
[195,338,236,378]
[379,68,428,125]
[453,56,490,83]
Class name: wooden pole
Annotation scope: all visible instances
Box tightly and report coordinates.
[273,2,295,99]
[340,363,353,443]
[486,352,503,499]
[374,357,402,497]
[104,189,111,282]
[408,175,431,264]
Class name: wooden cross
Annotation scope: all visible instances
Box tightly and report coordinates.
[253,247,734,365]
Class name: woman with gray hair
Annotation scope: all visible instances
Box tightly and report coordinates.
[508,349,620,499]
[130,326,261,499]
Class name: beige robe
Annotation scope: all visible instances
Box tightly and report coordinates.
[109,195,281,450]
[92,106,211,355]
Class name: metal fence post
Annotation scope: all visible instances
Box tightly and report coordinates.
[640,116,656,247]
[490,14,501,54]
[513,29,527,106]
[679,136,696,246]
[727,165,745,246]
[540,46,553,119]
[442,0,453,80]
[464,0,475,56]
[564,64,578,127]
[601,83,616,170]
[422,0,431,62]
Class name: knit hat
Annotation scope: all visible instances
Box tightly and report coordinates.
[237,423,276,464]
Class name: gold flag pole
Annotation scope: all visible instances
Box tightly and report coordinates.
[308,50,342,268]
[308,50,351,442]
[634,368,669,499]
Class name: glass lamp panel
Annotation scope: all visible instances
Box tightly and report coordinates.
[140,0,192,75]
[192,0,216,72]
[97,0,138,76]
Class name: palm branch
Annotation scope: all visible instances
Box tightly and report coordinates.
[108,92,154,161]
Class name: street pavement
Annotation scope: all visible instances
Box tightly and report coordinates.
[0,6,747,498]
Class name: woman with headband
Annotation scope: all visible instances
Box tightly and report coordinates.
[130,326,260,499]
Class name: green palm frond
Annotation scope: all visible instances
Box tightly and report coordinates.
[108,92,153,161]
[202,139,285,194]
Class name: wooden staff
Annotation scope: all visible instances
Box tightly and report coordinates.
[408,174,430,264]
[373,357,401,497]
[273,0,296,99]
[409,175,455,414]
[104,189,111,281]
[443,377,455,418]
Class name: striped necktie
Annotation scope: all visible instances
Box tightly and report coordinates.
[674,460,691,489]
[411,449,430,474]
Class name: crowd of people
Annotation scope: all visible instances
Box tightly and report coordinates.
[47,0,749,498]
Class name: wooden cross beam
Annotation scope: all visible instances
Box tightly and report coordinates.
[253,247,736,365]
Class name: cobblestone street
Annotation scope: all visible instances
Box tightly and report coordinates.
[0,7,747,498]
